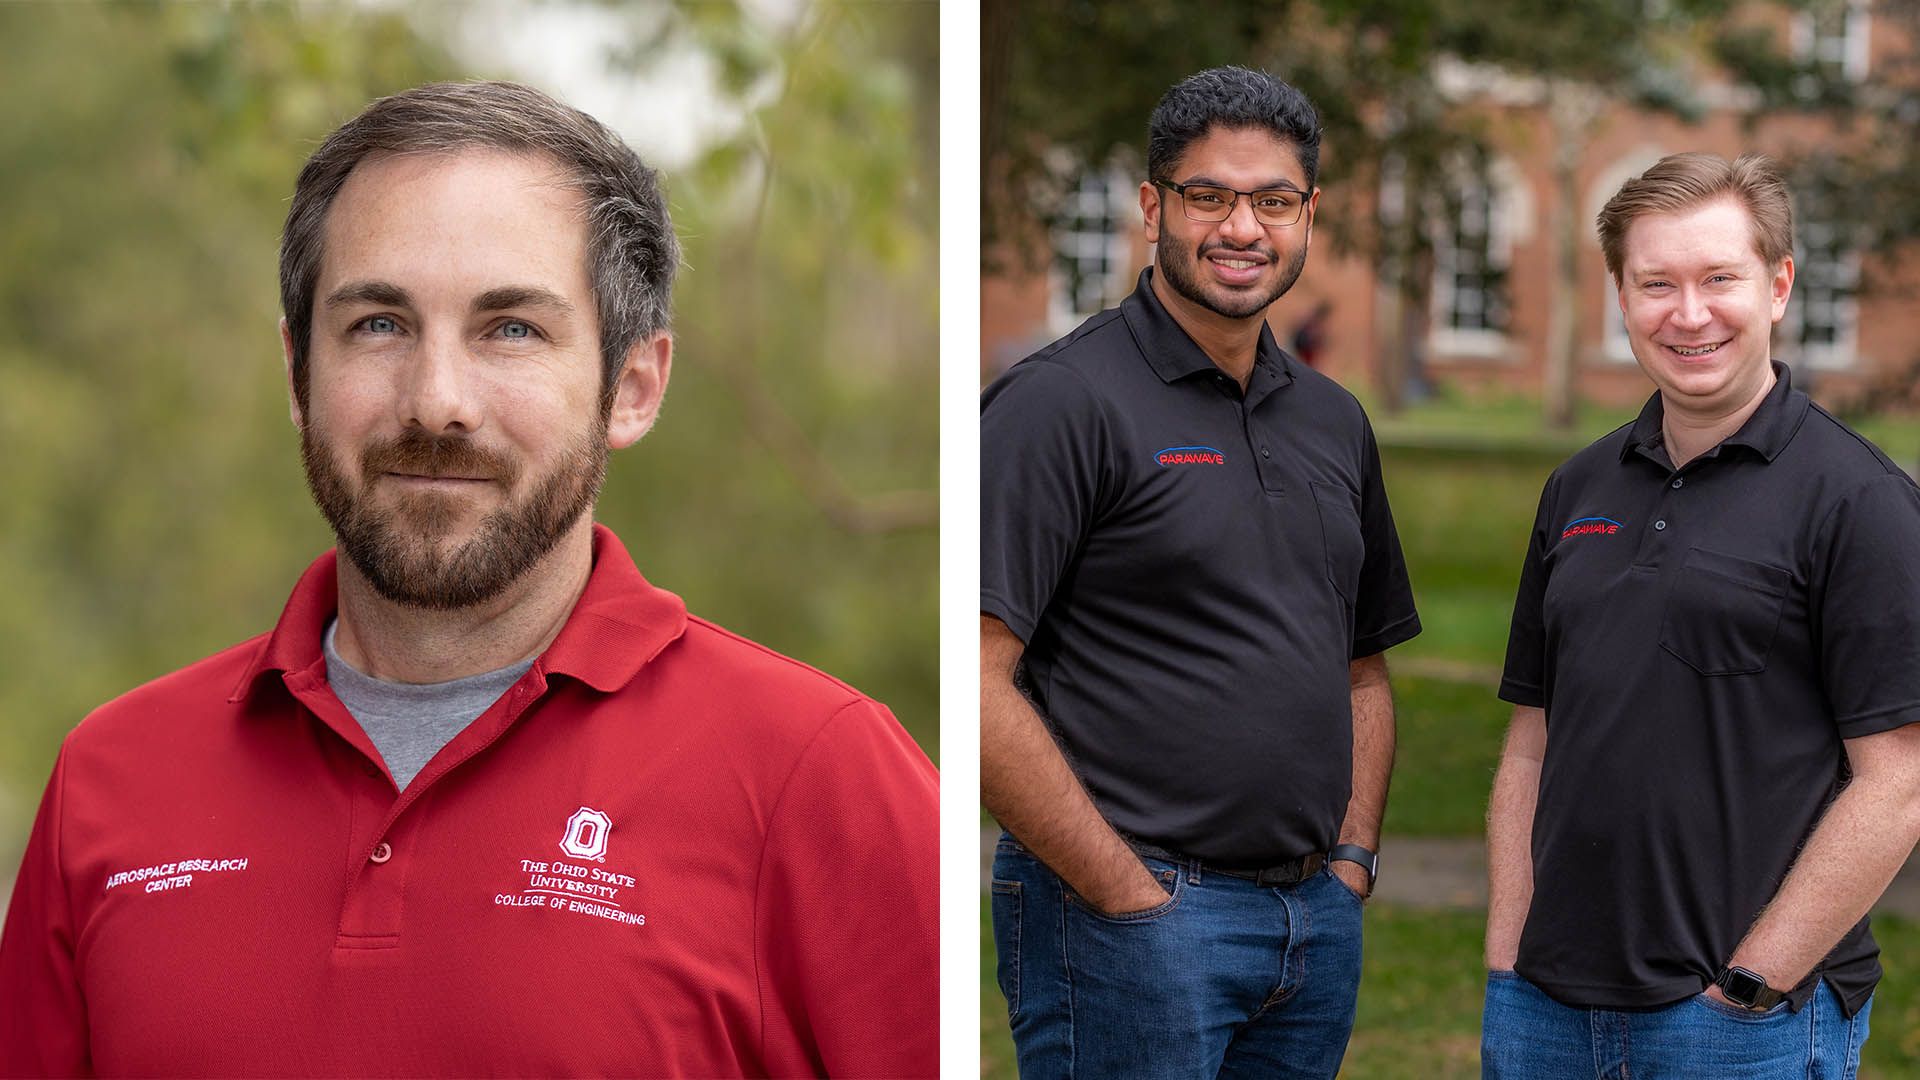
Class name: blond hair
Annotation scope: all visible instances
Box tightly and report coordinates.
[1596,152,1793,281]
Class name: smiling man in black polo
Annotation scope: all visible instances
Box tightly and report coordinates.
[1483,152,1920,1078]
[981,67,1420,1078]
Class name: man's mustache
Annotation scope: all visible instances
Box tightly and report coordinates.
[360,429,519,484]
[1198,240,1275,261]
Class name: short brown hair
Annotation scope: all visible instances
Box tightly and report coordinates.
[279,81,678,414]
[1596,152,1793,282]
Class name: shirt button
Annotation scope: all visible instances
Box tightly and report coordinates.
[1671,478,1685,489]
[1261,447,1271,459]
[1654,520,1667,531]
[369,842,393,865]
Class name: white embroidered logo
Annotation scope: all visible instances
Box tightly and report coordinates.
[559,806,612,862]
[105,857,250,895]
[499,807,645,928]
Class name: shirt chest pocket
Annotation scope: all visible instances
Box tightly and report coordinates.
[1658,546,1793,676]
[1310,481,1364,604]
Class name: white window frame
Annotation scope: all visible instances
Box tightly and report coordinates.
[1787,217,1861,371]
[1047,166,1135,335]
[1590,147,1671,364]
[1602,277,1634,364]
[1792,1,1871,85]
[1430,159,1524,360]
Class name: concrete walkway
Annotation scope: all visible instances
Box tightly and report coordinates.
[983,831,1920,918]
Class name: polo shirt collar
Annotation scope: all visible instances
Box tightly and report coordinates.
[1619,360,1809,465]
[544,525,689,691]
[230,523,688,703]
[1120,267,1295,391]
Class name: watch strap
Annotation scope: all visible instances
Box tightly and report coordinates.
[1329,843,1378,883]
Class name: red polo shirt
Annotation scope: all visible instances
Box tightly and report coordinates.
[0,526,938,1077]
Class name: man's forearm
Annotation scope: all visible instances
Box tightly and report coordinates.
[1485,705,1545,970]
[1726,726,1920,991]
[1337,654,1395,853]
[980,616,1163,914]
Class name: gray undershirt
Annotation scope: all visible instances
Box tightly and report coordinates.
[323,620,535,791]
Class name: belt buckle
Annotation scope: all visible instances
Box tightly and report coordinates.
[1253,852,1325,887]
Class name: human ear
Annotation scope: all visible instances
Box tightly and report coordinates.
[606,331,673,449]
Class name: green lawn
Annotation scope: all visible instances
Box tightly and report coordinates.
[1364,384,1920,467]
[1378,445,1547,675]
[1871,919,1920,1074]
[981,903,1019,1080]
[1382,676,1510,837]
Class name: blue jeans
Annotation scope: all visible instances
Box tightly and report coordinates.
[1481,969,1872,1079]
[990,834,1365,1079]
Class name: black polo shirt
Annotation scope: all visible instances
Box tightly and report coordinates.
[1500,363,1920,1016]
[981,269,1421,867]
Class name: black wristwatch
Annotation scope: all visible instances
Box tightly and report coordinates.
[1715,966,1786,1011]
[1329,844,1378,888]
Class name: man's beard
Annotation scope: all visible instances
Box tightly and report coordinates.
[300,419,608,610]
[1156,229,1309,320]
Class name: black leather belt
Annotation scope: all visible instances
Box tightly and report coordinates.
[1131,843,1328,887]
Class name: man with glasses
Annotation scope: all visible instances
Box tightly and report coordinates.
[982,66,1420,1077]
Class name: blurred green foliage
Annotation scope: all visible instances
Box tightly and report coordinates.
[0,1,937,846]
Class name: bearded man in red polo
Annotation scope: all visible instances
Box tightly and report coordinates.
[0,82,936,1079]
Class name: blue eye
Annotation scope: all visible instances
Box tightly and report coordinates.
[491,319,545,341]
[365,315,398,334]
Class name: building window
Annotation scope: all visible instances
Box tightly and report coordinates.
[1590,149,1670,365]
[1603,279,1633,363]
[1793,0,1870,88]
[1050,168,1131,329]
[1430,166,1512,358]
[1789,217,1860,370]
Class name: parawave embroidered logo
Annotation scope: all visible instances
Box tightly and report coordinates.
[1561,516,1624,540]
[1155,445,1225,467]
[559,805,612,862]
[493,806,646,928]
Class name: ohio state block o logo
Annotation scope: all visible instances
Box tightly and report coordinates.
[559,806,612,862]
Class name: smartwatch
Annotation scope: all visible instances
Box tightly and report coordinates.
[1715,966,1786,1011]
[1329,844,1378,888]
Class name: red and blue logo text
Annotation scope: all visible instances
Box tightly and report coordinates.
[1561,516,1623,540]
[1155,445,1225,467]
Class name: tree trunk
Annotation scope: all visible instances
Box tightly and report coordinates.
[1373,150,1411,414]
[1544,81,1600,431]
[1376,276,1407,414]
[981,0,1017,251]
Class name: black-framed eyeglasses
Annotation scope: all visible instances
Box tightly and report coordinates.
[1153,180,1309,227]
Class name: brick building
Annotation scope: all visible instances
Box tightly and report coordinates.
[982,3,1920,412]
